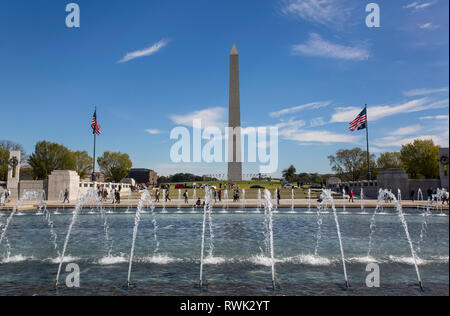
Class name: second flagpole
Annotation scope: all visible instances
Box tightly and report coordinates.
[365,104,371,181]
[92,106,97,182]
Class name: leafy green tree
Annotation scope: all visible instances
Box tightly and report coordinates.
[282,165,297,182]
[400,139,440,179]
[0,148,9,181]
[28,141,76,180]
[377,152,403,170]
[328,148,376,181]
[97,151,132,182]
[72,151,93,179]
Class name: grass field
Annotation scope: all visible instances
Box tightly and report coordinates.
[128,181,324,199]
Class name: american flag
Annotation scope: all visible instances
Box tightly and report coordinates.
[91,109,101,135]
[349,108,367,132]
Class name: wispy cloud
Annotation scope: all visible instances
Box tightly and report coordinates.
[270,101,331,118]
[404,1,436,11]
[310,117,327,127]
[419,22,440,30]
[145,129,163,135]
[271,117,359,144]
[420,115,449,120]
[389,125,422,136]
[118,39,169,63]
[374,123,449,149]
[374,134,449,148]
[292,33,370,61]
[170,107,227,129]
[403,87,449,97]
[279,128,360,144]
[281,0,353,26]
[330,98,449,123]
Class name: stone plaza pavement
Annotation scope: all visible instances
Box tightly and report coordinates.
[1,198,448,212]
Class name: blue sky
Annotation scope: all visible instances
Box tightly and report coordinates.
[0,0,448,177]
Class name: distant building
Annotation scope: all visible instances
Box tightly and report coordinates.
[128,168,158,185]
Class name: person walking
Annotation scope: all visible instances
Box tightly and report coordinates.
[63,189,70,204]
[427,187,433,201]
[218,190,222,202]
[277,189,281,205]
[410,189,415,202]
[214,190,217,203]
[115,190,121,204]
[155,190,160,203]
[442,189,449,205]
[165,190,171,202]
[184,190,189,204]
[349,188,354,203]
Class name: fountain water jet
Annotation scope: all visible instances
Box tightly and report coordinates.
[367,189,384,258]
[320,189,349,288]
[199,188,212,289]
[371,189,424,291]
[224,189,229,210]
[291,189,295,212]
[56,189,99,287]
[1,191,49,246]
[263,189,277,290]
[126,190,159,287]
[360,188,365,211]
[308,189,311,212]
[342,188,347,212]
[314,202,323,257]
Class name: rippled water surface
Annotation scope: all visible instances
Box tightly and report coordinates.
[0,208,448,296]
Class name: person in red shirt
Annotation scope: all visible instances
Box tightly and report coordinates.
[349,188,354,203]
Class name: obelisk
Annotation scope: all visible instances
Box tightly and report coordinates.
[228,44,242,181]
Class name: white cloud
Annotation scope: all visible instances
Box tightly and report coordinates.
[404,1,436,11]
[310,117,327,127]
[145,129,162,135]
[420,115,449,120]
[118,39,169,63]
[170,107,227,129]
[389,125,422,136]
[374,122,449,149]
[281,0,353,25]
[330,98,449,123]
[374,134,449,148]
[292,33,370,61]
[419,22,439,30]
[279,128,360,144]
[272,116,359,144]
[403,87,449,97]
[269,101,331,118]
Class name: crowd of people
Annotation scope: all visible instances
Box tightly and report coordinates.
[96,184,122,204]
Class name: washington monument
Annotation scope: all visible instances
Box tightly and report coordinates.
[228,44,242,181]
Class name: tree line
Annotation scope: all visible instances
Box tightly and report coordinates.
[0,140,132,183]
[326,139,440,182]
[281,139,441,183]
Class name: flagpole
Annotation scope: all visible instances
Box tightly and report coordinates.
[365,104,371,181]
[92,106,97,182]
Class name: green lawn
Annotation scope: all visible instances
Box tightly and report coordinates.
[127,181,323,199]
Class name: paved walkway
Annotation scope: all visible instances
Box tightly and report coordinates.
[1,198,448,211]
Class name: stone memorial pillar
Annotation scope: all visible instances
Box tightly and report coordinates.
[48,170,80,202]
[6,150,20,200]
